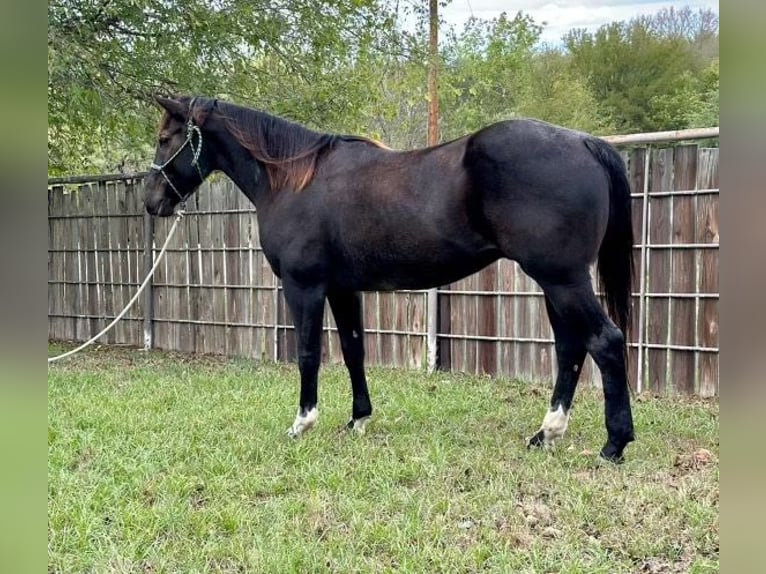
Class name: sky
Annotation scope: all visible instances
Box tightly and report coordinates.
[438,0,719,44]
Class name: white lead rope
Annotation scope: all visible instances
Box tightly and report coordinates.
[48,210,186,364]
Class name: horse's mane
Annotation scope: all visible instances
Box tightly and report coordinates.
[338,135,392,151]
[211,102,339,192]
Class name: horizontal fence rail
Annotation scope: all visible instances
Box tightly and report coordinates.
[48,129,719,396]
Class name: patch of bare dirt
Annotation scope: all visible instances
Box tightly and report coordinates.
[673,448,717,473]
[69,447,96,471]
[635,556,694,574]
[189,483,208,509]
[494,517,534,548]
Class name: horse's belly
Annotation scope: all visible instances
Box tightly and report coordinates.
[335,246,500,291]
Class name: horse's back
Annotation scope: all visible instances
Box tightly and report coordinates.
[465,118,597,173]
[262,138,497,290]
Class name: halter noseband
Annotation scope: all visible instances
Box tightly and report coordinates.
[150,97,205,206]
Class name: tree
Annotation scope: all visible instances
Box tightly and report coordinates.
[48,0,398,175]
[678,58,719,129]
[640,5,719,55]
[564,9,718,133]
[515,49,615,135]
[49,2,720,176]
[439,12,542,139]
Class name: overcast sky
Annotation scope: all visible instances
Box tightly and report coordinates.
[438,0,719,43]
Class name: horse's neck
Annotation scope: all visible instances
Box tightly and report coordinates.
[212,128,270,210]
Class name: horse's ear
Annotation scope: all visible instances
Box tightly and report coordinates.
[153,95,185,118]
[192,98,216,126]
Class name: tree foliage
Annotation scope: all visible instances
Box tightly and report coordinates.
[439,13,541,138]
[48,2,719,176]
[565,7,718,133]
[48,0,398,174]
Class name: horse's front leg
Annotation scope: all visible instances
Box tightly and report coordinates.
[282,276,326,438]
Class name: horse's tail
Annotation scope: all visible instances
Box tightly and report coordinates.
[584,137,634,338]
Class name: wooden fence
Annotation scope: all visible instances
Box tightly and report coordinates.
[48,134,719,396]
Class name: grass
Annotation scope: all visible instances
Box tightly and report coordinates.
[48,344,718,573]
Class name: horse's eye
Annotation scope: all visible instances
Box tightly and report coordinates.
[159,136,170,145]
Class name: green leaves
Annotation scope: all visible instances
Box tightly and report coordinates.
[48,0,395,175]
[48,3,719,176]
[565,10,718,133]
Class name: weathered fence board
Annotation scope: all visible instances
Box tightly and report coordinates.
[670,146,697,394]
[696,148,719,397]
[48,142,719,396]
[647,147,673,394]
[625,148,644,387]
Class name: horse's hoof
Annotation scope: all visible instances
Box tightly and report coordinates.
[527,405,570,450]
[347,416,371,435]
[526,429,546,449]
[287,407,318,438]
[599,442,626,464]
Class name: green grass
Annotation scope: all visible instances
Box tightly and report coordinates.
[48,344,718,573]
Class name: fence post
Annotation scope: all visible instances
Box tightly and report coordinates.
[635,145,651,394]
[426,0,440,374]
[438,287,451,371]
[142,210,155,350]
[427,288,439,372]
[274,280,281,362]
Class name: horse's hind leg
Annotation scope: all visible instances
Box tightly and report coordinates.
[282,276,326,438]
[527,295,587,449]
[534,277,634,462]
[328,289,373,433]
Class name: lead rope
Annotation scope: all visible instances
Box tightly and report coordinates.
[48,209,186,364]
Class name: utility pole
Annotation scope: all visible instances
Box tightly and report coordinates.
[427,0,439,147]
[426,0,440,373]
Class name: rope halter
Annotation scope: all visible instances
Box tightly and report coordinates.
[149,97,205,207]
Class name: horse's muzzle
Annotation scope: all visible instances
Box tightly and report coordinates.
[143,174,177,217]
[145,199,176,217]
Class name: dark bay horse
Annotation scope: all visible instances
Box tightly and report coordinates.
[144,95,635,462]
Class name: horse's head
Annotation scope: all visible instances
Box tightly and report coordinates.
[144,95,214,216]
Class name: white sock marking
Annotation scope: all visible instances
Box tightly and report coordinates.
[540,405,570,446]
[351,416,371,435]
[287,407,318,438]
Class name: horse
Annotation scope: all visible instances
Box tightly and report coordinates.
[144,95,635,462]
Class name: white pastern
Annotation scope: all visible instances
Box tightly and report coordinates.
[351,416,371,435]
[287,407,318,438]
[540,405,570,446]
